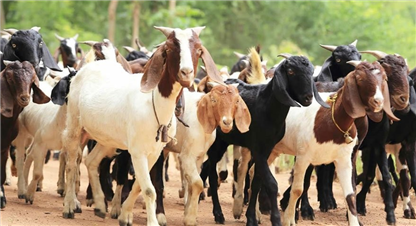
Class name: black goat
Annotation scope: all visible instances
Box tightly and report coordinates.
[1,27,61,80]
[53,33,84,69]
[200,54,329,226]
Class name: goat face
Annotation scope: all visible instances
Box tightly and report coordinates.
[1,61,50,117]
[332,45,361,72]
[343,61,398,121]
[197,84,251,134]
[56,34,79,67]
[380,55,409,111]
[273,56,317,107]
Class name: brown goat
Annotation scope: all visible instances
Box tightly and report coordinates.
[1,61,50,208]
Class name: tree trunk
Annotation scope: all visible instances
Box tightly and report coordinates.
[168,0,176,27]
[108,0,119,43]
[0,1,6,28]
[131,1,141,48]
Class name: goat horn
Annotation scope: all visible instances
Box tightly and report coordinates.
[347,60,362,67]
[359,50,388,60]
[191,26,205,36]
[30,26,41,32]
[350,39,358,47]
[200,65,206,72]
[320,44,337,52]
[234,51,245,59]
[277,53,293,59]
[3,28,18,35]
[55,33,65,41]
[135,38,143,49]
[154,26,175,38]
[3,60,15,66]
[81,41,98,46]
[123,46,135,53]
[72,34,79,40]
[207,81,220,87]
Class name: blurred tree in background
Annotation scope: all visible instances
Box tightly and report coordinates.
[1,0,415,69]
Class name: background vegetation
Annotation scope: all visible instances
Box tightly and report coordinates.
[1,0,415,70]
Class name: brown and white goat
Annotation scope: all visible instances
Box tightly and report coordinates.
[61,26,224,226]
[1,60,50,208]
[269,61,399,226]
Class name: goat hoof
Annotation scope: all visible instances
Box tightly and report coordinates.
[25,198,33,205]
[118,221,132,226]
[4,181,10,186]
[301,205,315,220]
[234,214,240,220]
[111,213,119,219]
[73,206,82,213]
[219,170,228,182]
[18,194,26,199]
[1,198,6,209]
[57,189,65,197]
[246,217,259,226]
[86,199,94,207]
[199,191,205,201]
[214,213,225,224]
[94,208,106,218]
[178,189,185,198]
[63,211,74,219]
[36,187,42,192]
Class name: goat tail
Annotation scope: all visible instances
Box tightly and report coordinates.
[247,47,265,85]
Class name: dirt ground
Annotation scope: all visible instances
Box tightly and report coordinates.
[1,152,416,226]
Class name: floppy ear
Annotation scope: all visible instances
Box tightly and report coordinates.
[1,74,14,117]
[313,82,330,108]
[234,96,251,133]
[30,73,50,104]
[272,63,301,107]
[342,73,366,118]
[381,78,399,121]
[200,45,225,85]
[41,41,62,71]
[116,53,133,74]
[197,76,211,93]
[197,94,217,134]
[141,44,166,92]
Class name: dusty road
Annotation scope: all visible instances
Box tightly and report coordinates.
[1,152,415,226]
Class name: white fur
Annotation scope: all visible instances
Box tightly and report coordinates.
[66,38,77,60]
[175,28,194,74]
[267,92,360,226]
[62,60,180,226]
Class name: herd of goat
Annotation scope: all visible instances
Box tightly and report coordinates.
[0,25,415,226]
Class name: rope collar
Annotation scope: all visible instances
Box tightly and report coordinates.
[328,93,354,144]
[152,90,173,142]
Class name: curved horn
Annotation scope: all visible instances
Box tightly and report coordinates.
[30,26,41,32]
[277,53,293,59]
[154,26,175,38]
[320,44,337,52]
[359,50,388,60]
[3,28,18,35]
[135,38,143,48]
[3,60,14,66]
[123,46,135,53]
[234,51,246,59]
[81,41,98,46]
[72,34,79,40]
[55,33,65,41]
[350,39,358,47]
[191,26,205,36]
[347,60,362,68]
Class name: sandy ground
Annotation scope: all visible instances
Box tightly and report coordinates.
[1,152,416,226]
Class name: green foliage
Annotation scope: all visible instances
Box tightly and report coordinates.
[2,0,416,69]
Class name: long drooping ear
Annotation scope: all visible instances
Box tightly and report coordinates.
[312,82,330,108]
[197,94,217,134]
[342,73,366,118]
[381,78,399,121]
[1,74,14,117]
[41,41,62,71]
[234,96,251,133]
[200,45,225,85]
[272,62,300,107]
[31,75,50,104]
[51,78,69,105]
[141,44,166,92]
[197,76,210,93]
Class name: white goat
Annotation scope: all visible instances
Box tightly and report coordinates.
[61,27,224,226]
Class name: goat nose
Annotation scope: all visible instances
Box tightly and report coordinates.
[222,117,232,126]
[181,68,194,77]
[20,95,29,103]
[374,98,383,106]
[304,94,313,103]
[400,95,408,103]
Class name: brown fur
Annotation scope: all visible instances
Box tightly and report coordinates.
[129,58,148,73]
[314,61,398,144]
[197,84,251,134]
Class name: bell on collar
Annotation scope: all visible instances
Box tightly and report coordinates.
[344,134,354,144]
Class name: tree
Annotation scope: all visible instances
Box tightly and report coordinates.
[131,1,141,47]
[108,0,118,43]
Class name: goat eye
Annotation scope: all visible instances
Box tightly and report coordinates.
[336,58,341,63]
[12,43,16,48]
[288,68,294,75]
